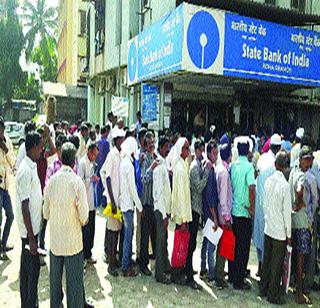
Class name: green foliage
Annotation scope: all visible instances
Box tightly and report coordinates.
[13,73,41,102]
[22,0,58,82]
[0,0,25,107]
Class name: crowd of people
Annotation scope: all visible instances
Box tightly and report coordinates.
[0,111,320,307]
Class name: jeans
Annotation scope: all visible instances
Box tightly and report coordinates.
[50,251,84,308]
[20,236,40,308]
[82,210,96,259]
[0,188,14,251]
[140,205,156,269]
[185,211,200,282]
[122,210,134,272]
[200,236,216,281]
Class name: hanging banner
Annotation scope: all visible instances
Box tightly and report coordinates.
[111,96,129,117]
[142,84,159,122]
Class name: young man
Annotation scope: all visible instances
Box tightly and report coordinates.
[96,125,110,207]
[119,137,143,276]
[100,128,125,276]
[214,135,233,289]
[170,137,192,285]
[200,140,219,285]
[78,143,100,265]
[259,151,291,305]
[77,124,89,160]
[0,117,15,260]
[44,142,89,308]
[289,146,318,304]
[186,140,211,289]
[139,132,159,275]
[153,136,171,284]
[15,132,42,307]
[253,134,282,275]
[230,137,256,290]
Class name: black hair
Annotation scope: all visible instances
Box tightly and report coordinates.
[158,136,169,151]
[88,142,99,152]
[194,140,205,151]
[107,112,114,119]
[301,133,316,150]
[25,132,41,152]
[95,124,100,130]
[80,125,88,132]
[206,140,218,155]
[204,131,212,143]
[101,125,110,135]
[89,130,96,140]
[24,121,36,135]
[68,135,80,150]
[144,131,154,147]
[55,134,67,149]
[0,116,4,128]
[238,141,250,156]
[137,111,141,117]
[61,142,77,167]
[138,127,148,141]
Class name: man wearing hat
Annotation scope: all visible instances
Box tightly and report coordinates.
[289,146,318,304]
[100,128,125,276]
[253,134,282,276]
[214,134,233,289]
[290,127,304,168]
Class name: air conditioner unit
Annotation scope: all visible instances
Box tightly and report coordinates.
[98,78,105,94]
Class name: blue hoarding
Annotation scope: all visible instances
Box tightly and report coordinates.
[128,4,184,85]
[142,84,159,122]
[224,13,320,86]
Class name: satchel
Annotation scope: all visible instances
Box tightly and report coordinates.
[171,228,190,268]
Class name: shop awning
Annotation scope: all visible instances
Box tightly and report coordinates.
[178,0,320,26]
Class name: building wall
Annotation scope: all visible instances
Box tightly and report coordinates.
[57,0,88,86]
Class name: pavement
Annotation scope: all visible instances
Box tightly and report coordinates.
[1,175,319,307]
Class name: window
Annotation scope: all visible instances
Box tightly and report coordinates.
[79,10,86,36]
[265,0,276,5]
[291,0,306,12]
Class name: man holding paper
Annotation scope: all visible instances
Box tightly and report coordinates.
[200,140,219,284]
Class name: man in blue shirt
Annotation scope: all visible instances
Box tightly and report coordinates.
[200,140,219,284]
[230,137,256,290]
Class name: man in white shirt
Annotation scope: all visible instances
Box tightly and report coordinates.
[0,117,16,260]
[44,142,90,308]
[78,143,99,265]
[259,151,291,305]
[15,132,42,308]
[77,124,89,160]
[100,128,125,276]
[153,136,171,284]
[119,137,143,277]
[290,127,304,168]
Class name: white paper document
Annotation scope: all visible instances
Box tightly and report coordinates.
[203,219,223,246]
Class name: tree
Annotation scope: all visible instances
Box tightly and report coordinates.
[31,36,57,82]
[13,73,41,102]
[22,0,58,61]
[0,0,25,112]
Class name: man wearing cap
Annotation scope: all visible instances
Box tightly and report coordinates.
[290,127,304,168]
[289,146,318,304]
[100,128,125,276]
[253,134,282,276]
[229,137,256,290]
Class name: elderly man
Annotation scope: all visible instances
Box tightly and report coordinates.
[170,137,192,285]
[119,137,143,277]
[78,143,100,265]
[253,133,282,276]
[260,151,291,305]
[44,142,90,308]
[15,132,42,308]
[0,117,15,260]
[100,128,125,276]
[230,137,256,290]
[186,140,211,289]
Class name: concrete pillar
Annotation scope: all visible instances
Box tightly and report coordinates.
[87,85,95,122]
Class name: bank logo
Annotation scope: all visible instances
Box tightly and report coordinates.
[187,10,220,69]
[128,41,137,83]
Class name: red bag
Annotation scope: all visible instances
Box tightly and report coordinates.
[171,229,190,268]
[219,226,235,261]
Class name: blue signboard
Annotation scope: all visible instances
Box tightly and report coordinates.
[142,84,159,122]
[128,4,184,85]
[224,13,320,86]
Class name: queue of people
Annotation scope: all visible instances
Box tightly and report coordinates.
[1,112,320,307]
